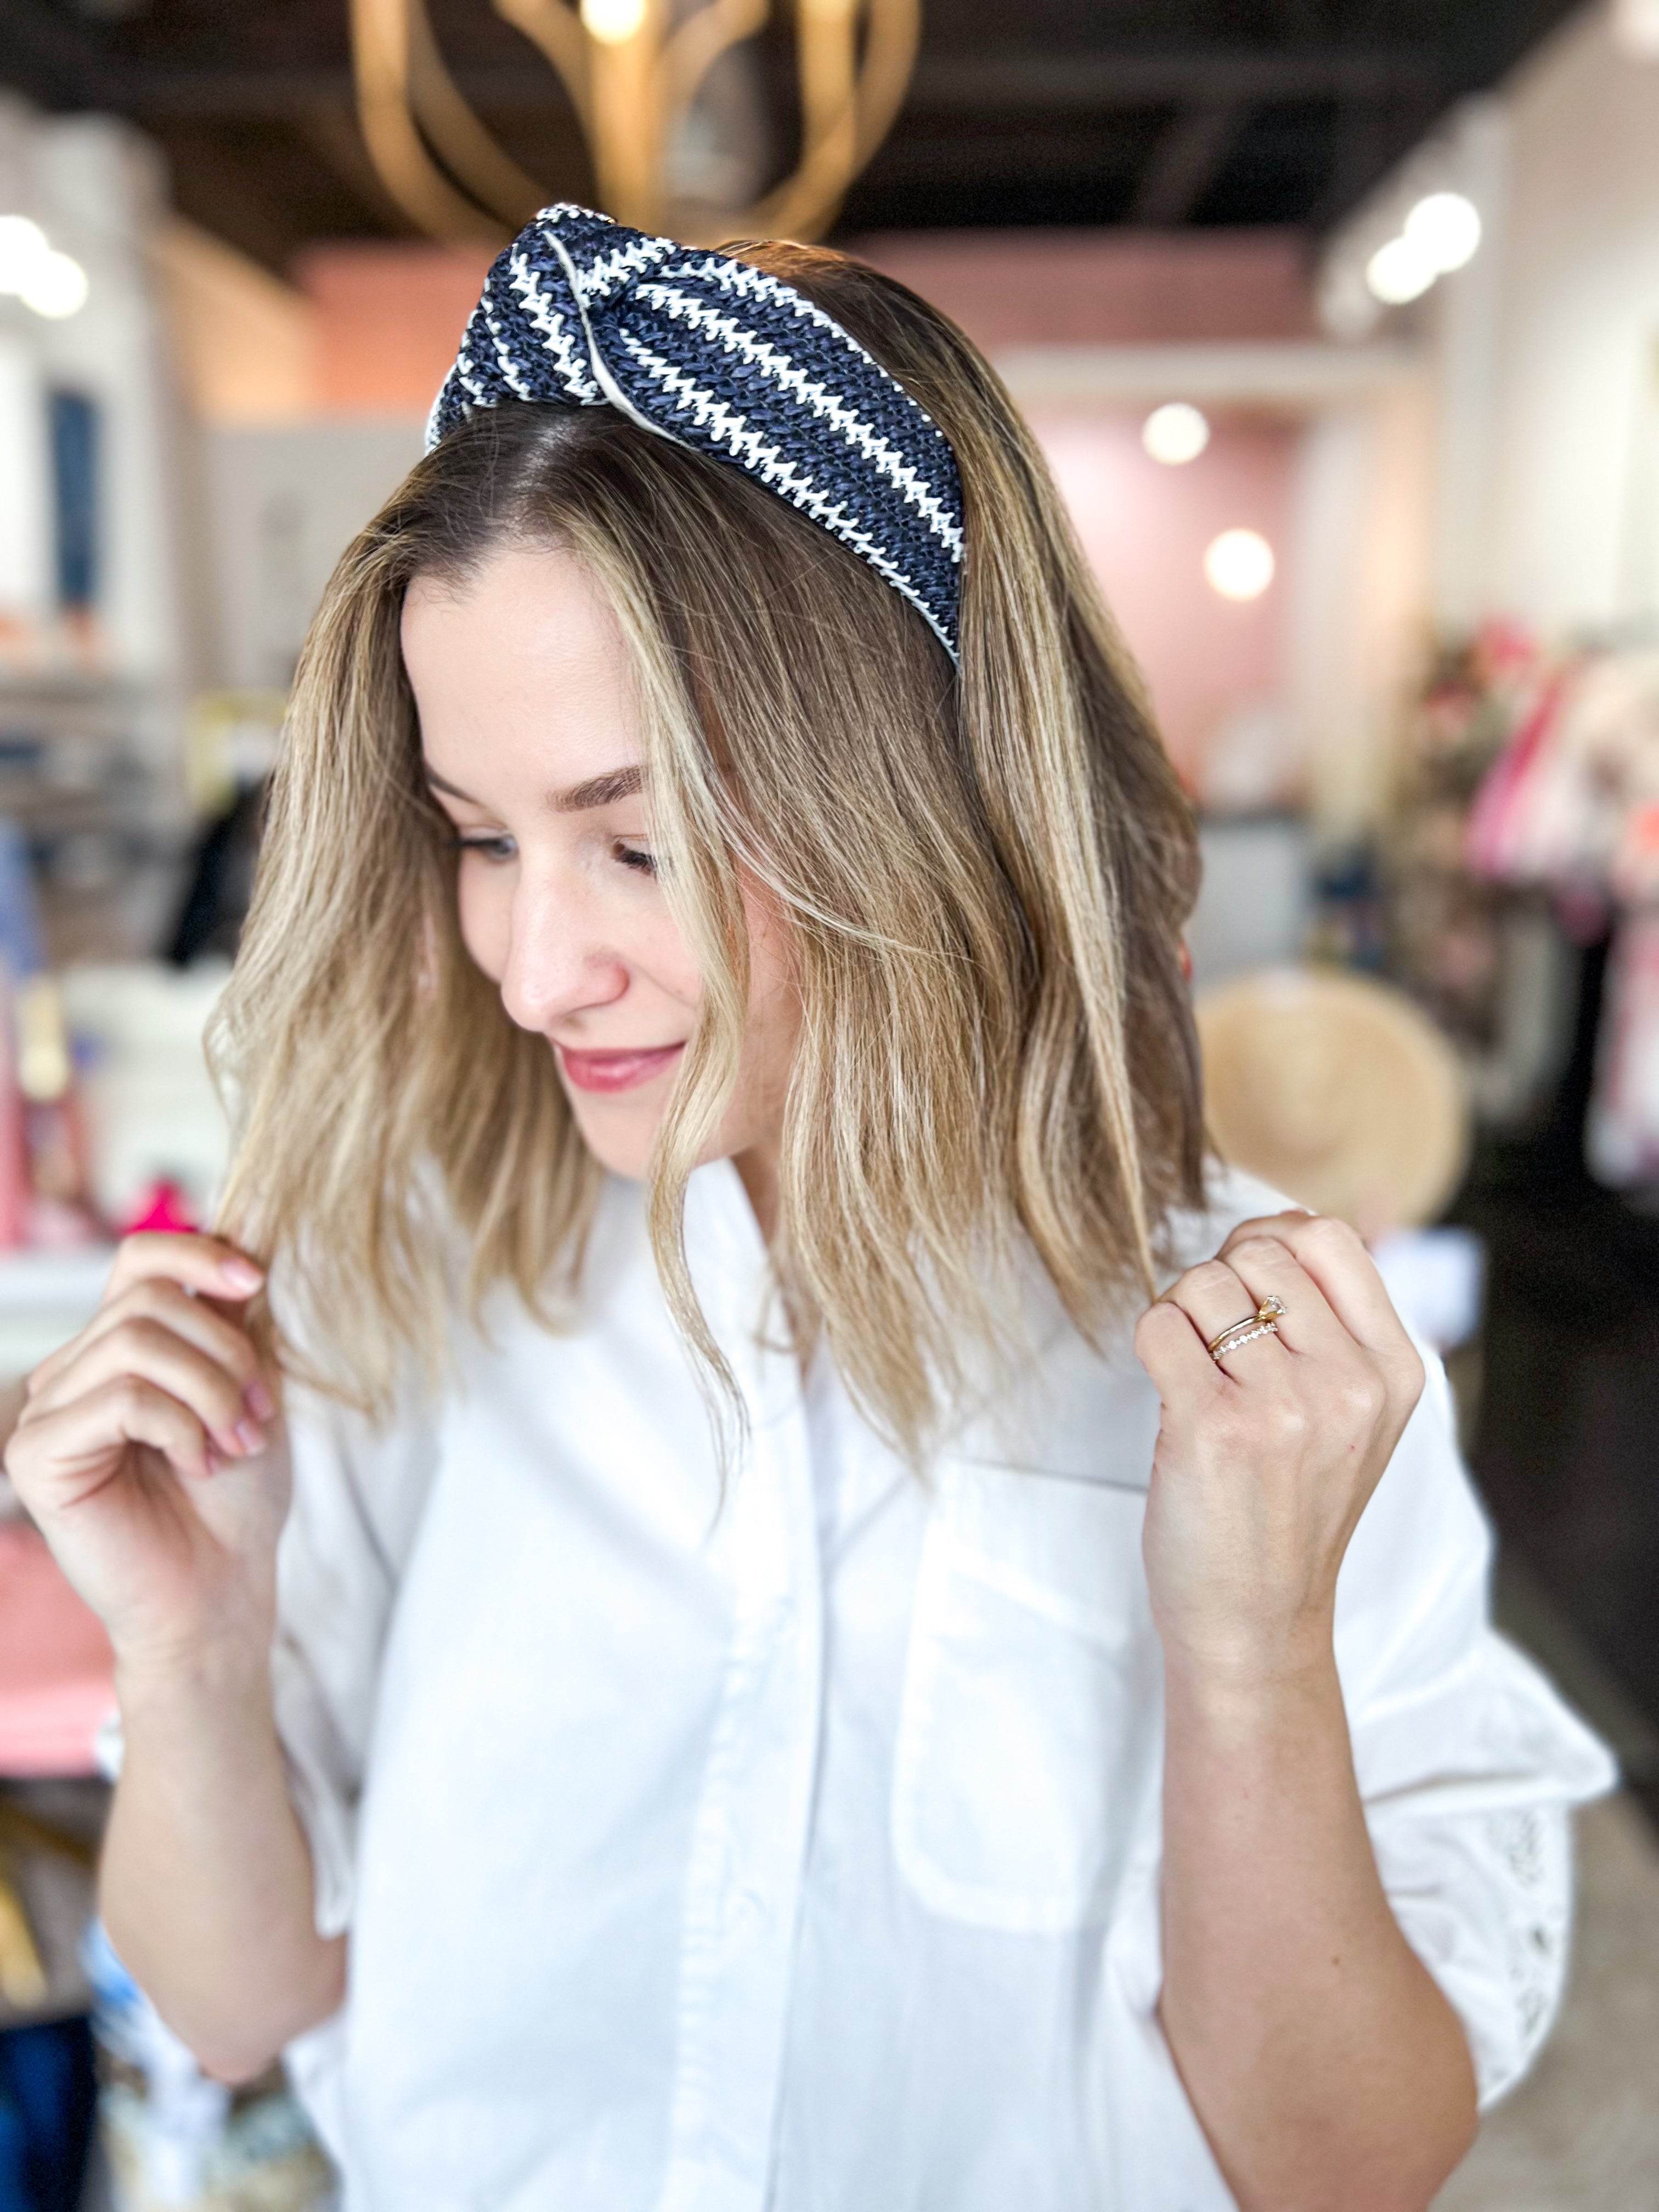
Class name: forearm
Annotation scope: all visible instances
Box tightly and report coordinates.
[101,1644,346,2082]
[1159,1638,1477,2212]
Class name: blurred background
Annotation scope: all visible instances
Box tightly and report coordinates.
[2,1,1659,2205]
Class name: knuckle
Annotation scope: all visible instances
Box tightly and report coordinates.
[1138,1299,1178,1336]
[1186,1259,1241,1298]
[1229,1235,1286,1271]
[106,1316,166,1365]
[1390,1342,1427,1410]
[110,1373,154,1423]
[1334,1363,1386,1430]
[1268,1392,1311,1446]
[115,1278,172,1323]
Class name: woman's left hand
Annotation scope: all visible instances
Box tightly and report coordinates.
[1133,1211,1426,1685]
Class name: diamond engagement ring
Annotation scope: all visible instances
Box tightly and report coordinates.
[1206,1295,1286,1364]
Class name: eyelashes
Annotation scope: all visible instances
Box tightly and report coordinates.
[447,832,657,879]
[450,832,516,863]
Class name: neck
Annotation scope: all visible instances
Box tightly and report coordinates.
[731,1141,780,1246]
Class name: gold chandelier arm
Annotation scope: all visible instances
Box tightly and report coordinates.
[661,0,771,117]
[850,0,919,166]
[490,0,592,131]
[726,0,918,242]
[406,0,549,227]
[352,0,507,240]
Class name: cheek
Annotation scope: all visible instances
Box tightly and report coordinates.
[738,892,800,1076]
[455,867,511,983]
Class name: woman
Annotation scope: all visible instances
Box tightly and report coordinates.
[5,210,1611,2211]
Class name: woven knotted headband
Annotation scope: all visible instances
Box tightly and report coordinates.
[425,204,965,662]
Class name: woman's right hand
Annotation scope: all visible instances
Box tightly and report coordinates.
[4,1234,292,1677]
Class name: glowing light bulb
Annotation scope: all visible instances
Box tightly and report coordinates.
[581,0,647,41]
[0,216,50,296]
[1142,402,1210,466]
[21,250,88,319]
[1204,528,1275,602]
[1404,191,1482,273]
[1364,235,1437,307]
[1612,0,1659,58]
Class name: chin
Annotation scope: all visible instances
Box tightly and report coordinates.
[566,1099,662,1183]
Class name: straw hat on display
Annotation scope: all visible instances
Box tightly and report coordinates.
[1195,966,1471,1235]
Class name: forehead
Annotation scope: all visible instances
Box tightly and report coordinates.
[400,541,642,788]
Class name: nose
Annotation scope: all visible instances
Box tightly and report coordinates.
[496,861,628,1034]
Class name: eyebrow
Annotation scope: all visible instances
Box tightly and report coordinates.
[425,764,645,813]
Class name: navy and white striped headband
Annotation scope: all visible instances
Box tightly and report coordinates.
[426,204,964,662]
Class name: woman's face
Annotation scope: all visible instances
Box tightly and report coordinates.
[400,541,799,1226]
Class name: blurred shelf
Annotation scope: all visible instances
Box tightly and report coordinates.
[0,1248,114,1379]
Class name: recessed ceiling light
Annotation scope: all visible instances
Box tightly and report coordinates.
[1365,235,1438,306]
[0,216,50,297]
[22,251,89,319]
[1204,528,1275,601]
[1142,402,1211,465]
[1404,191,1482,274]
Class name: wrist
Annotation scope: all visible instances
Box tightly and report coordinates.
[114,1622,275,1720]
[1158,1606,1339,1714]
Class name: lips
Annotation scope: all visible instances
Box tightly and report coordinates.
[555,1040,686,1095]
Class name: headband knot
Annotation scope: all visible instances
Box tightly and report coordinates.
[426,205,964,661]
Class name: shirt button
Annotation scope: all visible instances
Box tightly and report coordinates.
[728,1887,766,1935]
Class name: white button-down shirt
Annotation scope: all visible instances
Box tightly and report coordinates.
[273,1160,1615,2212]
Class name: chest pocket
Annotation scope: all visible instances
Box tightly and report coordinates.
[892,1458,1164,1933]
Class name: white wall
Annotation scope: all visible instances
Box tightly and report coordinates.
[0,99,202,695]
[201,421,425,690]
[1483,7,1659,633]
[1317,5,1659,645]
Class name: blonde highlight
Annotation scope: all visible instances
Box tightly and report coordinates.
[211,241,1204,1469]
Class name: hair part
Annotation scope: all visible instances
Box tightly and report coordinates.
[211,240,1204,1471]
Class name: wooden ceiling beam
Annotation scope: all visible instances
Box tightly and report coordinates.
[36,44,1448,125]
[1128,100,1246,225]
[0,0,131,110]
[909,47,1445,114]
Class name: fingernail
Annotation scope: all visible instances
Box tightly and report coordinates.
[219,1257,263,1293]
[234,1418,266,1455]
[212,1425,246,1458]
[245,1378,276,1422]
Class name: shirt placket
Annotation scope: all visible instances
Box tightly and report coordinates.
[656,1302,825,2212]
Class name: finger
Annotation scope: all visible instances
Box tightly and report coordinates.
[104,1234,264,1307]
[1211,1236,1351,1361]
[25,1320,268,1459]
[10,1375,215,1491]
[1133,1296,1227,1404]
[33,1280,272,1414]
[1214,1209,1313,1262]
[1160,1257,1287,1370]
[29,1233,270,1406]
[1222,1213,1413,1359]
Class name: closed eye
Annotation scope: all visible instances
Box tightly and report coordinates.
[614,841,657,878]
[451,832,517,862]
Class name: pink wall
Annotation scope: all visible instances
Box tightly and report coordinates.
[286,233,1303,789]
[293,228,1316,412]
[295,242,495,414]
[850,229,1317,348]
[1032,412,1298,783]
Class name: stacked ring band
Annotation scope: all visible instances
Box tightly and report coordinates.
[1206,1295,1286,1364]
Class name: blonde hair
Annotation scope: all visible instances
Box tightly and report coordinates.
[212,241,1204,1469]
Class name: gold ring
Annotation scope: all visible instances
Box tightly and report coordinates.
[1206,1295,1285,1363]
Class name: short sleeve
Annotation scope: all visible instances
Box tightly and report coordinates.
[272,1381,439,1941]
[1334,1346,1618,2107]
